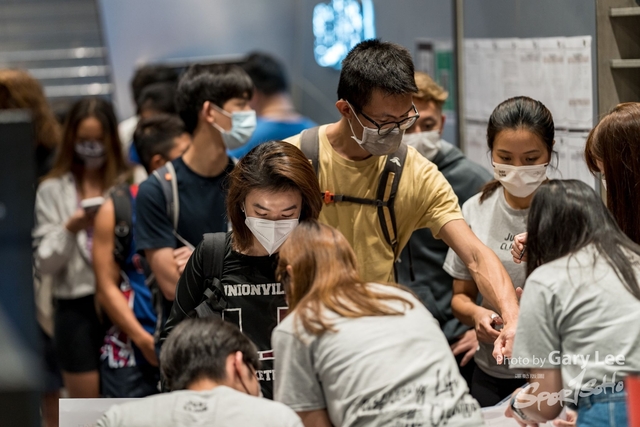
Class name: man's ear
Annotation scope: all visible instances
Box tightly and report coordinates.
[149,154,166,172]
[335,99,353,119]
[439,113,446,136]
[201,101,216,125]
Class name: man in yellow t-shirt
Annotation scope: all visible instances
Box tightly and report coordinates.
[287,39,519,365]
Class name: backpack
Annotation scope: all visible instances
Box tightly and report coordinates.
[299,126,414,280]
[190,232,229,318]
[111,183,165,339]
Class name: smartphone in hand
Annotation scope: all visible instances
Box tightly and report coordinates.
[80,197,105,215]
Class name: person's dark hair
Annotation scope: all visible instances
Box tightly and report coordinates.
[160,317,260,391]
[337,39,417,112]
[45,97,128,187]
[227,140,322,252]
[526,180,640,301]
[130,65,178,108]
[136,82,177,116]
[133,114,185,173]
[242,52,288,96]
[585,102,640,245]
[175,63,253,135]
[480,96,555,202]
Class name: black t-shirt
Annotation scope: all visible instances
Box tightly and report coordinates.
[135,156,233,251]
[162,233,286,399]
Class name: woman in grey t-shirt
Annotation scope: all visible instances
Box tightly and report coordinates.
[505,180,640,427]
[443,96,554,407]
[272,221,484,427]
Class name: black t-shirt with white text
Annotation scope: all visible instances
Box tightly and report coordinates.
[162,233,286,399]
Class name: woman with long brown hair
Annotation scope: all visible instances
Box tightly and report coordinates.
[33,97,128,398]
[585,102,640,245]
[0,69,61,177]
[273,221,483,427]
[161,140,322,399]
[445,96,554,407]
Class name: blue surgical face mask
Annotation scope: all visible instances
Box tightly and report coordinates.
[212,105,257,150]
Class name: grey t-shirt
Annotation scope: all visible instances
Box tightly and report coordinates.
[443,188,527,379]
[96,386,303,427]
[272,284,485,427]
[510,245,640,404]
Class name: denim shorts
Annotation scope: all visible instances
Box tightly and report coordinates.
[577,390,628,427]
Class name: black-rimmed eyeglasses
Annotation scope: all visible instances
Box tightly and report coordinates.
[357,104,420,136]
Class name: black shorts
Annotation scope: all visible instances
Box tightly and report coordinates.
[54,295,103,373]
[100,358,159,398]
[39,327,63,392]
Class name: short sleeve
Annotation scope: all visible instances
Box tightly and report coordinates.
[272,327,326,412]
[409,152,462,238]
[135,177,176,251]
[509,278,561,369]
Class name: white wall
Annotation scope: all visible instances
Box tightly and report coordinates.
[98,0,298,121]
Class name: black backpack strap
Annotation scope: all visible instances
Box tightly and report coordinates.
[376,143,408,258]
[299,126,320,176]
[194,232,228,318]
[111,184,133,268]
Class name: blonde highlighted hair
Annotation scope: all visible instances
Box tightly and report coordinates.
[413,71,448,108]
[276,221,413,336]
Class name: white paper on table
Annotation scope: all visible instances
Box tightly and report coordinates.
[60,398,137,427]
[564,36,593,130]
[537,37,568,128]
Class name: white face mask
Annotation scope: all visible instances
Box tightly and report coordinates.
[245,216,299,256]
[493,163,548,198]
[346,103,404,156]
[212,106,257,150]
[403,130,441,161]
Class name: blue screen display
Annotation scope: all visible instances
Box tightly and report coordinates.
[313,0,375,70]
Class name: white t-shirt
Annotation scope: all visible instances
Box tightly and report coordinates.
[510,245,640,404]
[96,386,303,427]
[443,188,527,379]
[272,284,485,427]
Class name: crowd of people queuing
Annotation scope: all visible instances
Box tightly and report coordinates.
[2,37,639,427]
